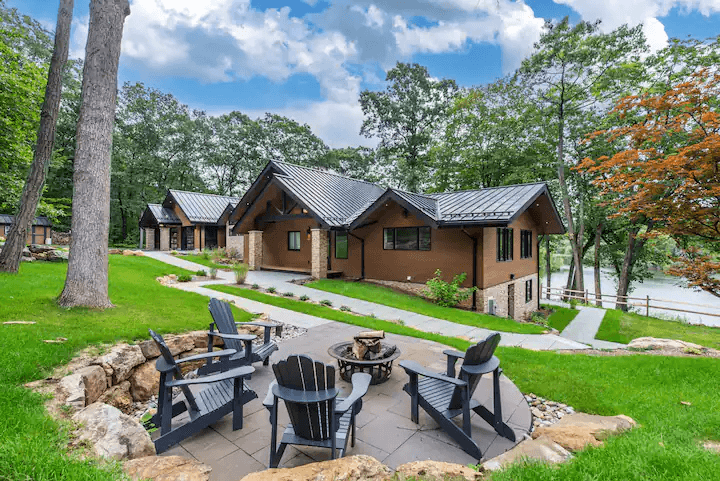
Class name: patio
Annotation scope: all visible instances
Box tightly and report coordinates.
[159,321,531,480]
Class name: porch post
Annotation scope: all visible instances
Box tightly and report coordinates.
[248,230,263,269]
[159,227,170,251]
[145,228,154,250]
[311,228,328,279]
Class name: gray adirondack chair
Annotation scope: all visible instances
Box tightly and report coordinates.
[146,329,257,453]
[199,298,281,375]
[398,333,516,460]
[262,355,371,468]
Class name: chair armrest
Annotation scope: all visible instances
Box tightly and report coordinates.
[335,373,371,413]
[239,321,281,328]
[263,380,278,409]
[399,360,467,387]
[208,331,256,341]
[460,356,500,376]
[175,348,237,364]
[165,365,254,387]
[272,383,338,404]
[443,349,466,360]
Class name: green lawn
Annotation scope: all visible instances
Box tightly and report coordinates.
[542,304,580,332]
[0,256,252,481]
[596,309,720,349]
[176,254,230,270]
[304,279,545,334]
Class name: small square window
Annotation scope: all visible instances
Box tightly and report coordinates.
[288,231,300,251]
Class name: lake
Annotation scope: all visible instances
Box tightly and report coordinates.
[547,266,720,327]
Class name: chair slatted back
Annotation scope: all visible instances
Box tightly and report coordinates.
[149,329,200,412]
[208,298,244,353]
[448,333,501,410]
[273,355,336,441]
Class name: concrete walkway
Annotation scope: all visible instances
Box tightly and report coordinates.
[144,251,599,351]
[559,304,626,350]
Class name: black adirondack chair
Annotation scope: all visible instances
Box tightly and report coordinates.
[398,333,516,460]
[146,329,258,454]
[199,298,281,375]
[262,355,371,468]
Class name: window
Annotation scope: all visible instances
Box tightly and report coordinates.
[525,279,533,303]
[496,228,513,261]
[288,231,300,251]
[4,225,9,235]
[335,232,348,259]
[383,227,431,251]
[520,230,532,259]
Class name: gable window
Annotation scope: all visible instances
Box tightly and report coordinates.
[525,279,533,303]
[335,232,348,259]
[520,230,532,259]
[288,231,300,251]
[496,228,513,261]
[383,227,431,251]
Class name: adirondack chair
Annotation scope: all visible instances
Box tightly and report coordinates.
[146,329,258,454]
[398,333,516,460]
[199,298,281,375]
[262,355,372,468]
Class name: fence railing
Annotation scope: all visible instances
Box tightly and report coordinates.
[540,285,720,319]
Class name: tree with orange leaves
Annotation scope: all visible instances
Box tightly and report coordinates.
[578,70,720,298]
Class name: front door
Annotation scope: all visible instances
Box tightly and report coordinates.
[205,227,218,249]
[508,283,515,319]
[154,228,160,250]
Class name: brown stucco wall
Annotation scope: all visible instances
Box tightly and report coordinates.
[482,211,539,289]
[261,215,316,269]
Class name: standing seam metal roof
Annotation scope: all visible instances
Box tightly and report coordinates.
[0,214,52,226]
[147,204,181,224]
[168,190,239,224]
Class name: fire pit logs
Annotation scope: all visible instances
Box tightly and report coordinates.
[328,330,401,385]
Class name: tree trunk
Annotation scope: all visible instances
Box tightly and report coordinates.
[564,256,575,300]
[594,223,603,307]
[614,222,653,311]
[0,0,74,273]
[58,0,130,308]
[545,235,551,299]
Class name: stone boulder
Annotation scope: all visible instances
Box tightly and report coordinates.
[22,247,31,257]
[139,334,195,359]
[98,344,146,384]
[72,402,155,460]
[129,362,160,402]
[628,337,709,352]
[122,250,145,257]
[60,373,86,410]
[531,413,636,451]
[76,365,108,405]
[29,244,56,254]
[186,330,224,349]
[21,256,34,262]
[109,248,122,255]
[239,455,392,481]
[98,381,134,414]
[483,435,572,471]
[123,455,211,481]
[395,460,483,480]
[46,250,68,262]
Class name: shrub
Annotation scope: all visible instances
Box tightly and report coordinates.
[196,269,207,276]
[568,298,579,310]
[320,299,332,307]
[209,267,218,279]
[283,291,295,297]
[177,274,192,282]
[340,305,351,312]
[423,269,476,308]
[232,263,249,284]
[299,295,310,301]
[201,249,212,260]
[251,283,260,290]
[266,286,277,293]
[170,250,178,255]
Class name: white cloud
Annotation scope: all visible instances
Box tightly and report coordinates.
[69,15,89,60]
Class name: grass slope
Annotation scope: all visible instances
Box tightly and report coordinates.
[596,309,720,349]
[0,256,252,481]
[305,279,545,334]
[543,304,580,332]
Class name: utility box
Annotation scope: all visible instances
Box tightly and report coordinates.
[488,298,496,316]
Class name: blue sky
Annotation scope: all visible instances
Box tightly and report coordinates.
[10,0,720,147]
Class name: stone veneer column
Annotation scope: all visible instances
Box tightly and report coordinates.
[311,229,328,279]
[159,227,170,251]
[248,230,263,269]
[145,228,155,250]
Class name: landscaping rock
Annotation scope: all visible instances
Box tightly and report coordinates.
[46,250,68,262]
[72,402,155,460]
[98,344,146,384]
[628,337,709,352]
[98,380,134,414]
[60,373,86,410]
[531,413,636,451]
[124,455,212,481]
[239,455,392,481]
[483,435,571,470]
[395,460,483,480]
[129,362,160,402]
[703,440,720,454]
[29,244,55,254]
[22,247,31,257]
[139,334,194,359]
[76,365,108,404]
[122,250,144,256]
[186,330,224,349]
[21,256,34,262]
[109,248,122,255]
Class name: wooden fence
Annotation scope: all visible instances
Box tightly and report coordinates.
[541,285,720,319]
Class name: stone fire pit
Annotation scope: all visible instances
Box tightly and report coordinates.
[328,331,401,385]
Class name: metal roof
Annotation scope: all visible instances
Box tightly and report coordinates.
[147,204,181,224]
[0,214,52,226]
[391,189,439,219]
[167,190,239,224]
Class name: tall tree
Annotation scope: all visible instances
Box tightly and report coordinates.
[58,0,130,308]
[360,62,457,192]
[516,18,646,294]
[258,113,329,167]
[0,0,73,273]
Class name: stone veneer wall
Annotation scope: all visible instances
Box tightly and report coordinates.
[310,229,328,279]
[480,273,538,321]
[226,223,244,257]
[144,228,155,250]
[248,230,263,268]
[159,227,170,251]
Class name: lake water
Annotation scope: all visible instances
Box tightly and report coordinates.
[546,267,720,327]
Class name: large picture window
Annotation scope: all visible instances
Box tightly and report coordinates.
[288,231,300,251]
[335,232,348,259]
[383,227,431,251]
[496,228,513,261]
[520,230,532,259]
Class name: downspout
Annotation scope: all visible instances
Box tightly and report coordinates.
[537,234,542,306]
[347,231,365,280]
[460,227,478,311]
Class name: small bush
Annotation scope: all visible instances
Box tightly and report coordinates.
[209,267,218,279]
[320,299,332,307]
[170,250,179,255]
[340,305,351,312]
[232,263,249,284]
[283,291,295,297]
[299,295,310,301]
[423,269,476,308]
[177,274,192,282]
[251,283,260,289]
[201,249,212,260]
[266,286,277,293]
[196,269,207,276]
[568,298,579,310]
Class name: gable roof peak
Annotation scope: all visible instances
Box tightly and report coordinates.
[271,160,380,187]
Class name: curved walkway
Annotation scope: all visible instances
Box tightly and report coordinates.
[145,251,608,351]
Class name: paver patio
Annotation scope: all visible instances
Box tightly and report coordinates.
[158,321,531,480]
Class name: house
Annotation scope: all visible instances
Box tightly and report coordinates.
[0,214,53,245]
[228,161,565,320]
[139,190,242,252]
